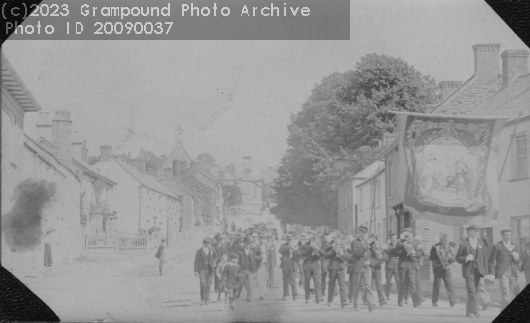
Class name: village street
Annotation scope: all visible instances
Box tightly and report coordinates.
[19,238,503,323]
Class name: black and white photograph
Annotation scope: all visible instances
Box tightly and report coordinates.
[1,0,529,322]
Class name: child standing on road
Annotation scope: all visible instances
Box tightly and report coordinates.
[222,253,242,310]
[216,253,230,303]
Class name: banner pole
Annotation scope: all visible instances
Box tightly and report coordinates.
[498,111,523,182]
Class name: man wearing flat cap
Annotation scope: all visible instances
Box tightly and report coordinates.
[279,234,299,300]
[394,228,422,308]
[456,224,490,318]
[430,232,456,307]
[488,228,520,310]
[194,237,218,305]
[349,226,376,312]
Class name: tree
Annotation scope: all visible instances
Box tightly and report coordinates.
[222,184,243,214]
[196,153,216,166]
[272,54,436,227]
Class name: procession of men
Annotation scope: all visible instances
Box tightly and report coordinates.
[191,223,526,318]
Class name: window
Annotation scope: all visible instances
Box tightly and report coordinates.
[512,216,530,249]
[369,182,374,209]
[515,134,528,178]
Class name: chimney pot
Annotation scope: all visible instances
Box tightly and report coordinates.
[472,44,501,81]
[52,110,73,169]
[100,145,113,162]
[501,49,529,86]
[438,81,463,101]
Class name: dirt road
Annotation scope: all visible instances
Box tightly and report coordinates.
[20,241,503,322]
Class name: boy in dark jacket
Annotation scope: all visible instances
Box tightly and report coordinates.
[222,253,241,310]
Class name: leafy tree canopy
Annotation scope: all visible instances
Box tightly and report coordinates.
[222,184,243,208]
[272,54,436,227]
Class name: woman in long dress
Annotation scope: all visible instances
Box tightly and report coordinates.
[44,230,53,266]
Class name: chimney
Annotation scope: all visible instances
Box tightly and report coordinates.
[472,44,501,81]
[438,81,463,101]
[35,112,52,141]
[501,49,529,86]
[81,141,88,162]
[52,110,73,169]
[100,145,113,162]
[160,157,173,177]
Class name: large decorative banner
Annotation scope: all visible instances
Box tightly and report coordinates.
[395,112,506,227]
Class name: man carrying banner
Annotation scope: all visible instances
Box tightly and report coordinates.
[488,228,520,311]
[430,232,456,307]
[456,225,492,318]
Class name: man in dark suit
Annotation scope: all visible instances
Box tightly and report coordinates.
[383,233,399,300]
[430,232,456,307]
[349,226,376,312]
[279,234,298,300]
[237,237,258,301]
[456,224,490,318]
[194,237,218,305]
[488,228,521,310]
[394,228,422,308]
[520,241,530,288]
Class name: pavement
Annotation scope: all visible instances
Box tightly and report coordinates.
[18,240,505,323]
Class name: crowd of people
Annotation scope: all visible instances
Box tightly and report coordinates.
[183,223,529,317]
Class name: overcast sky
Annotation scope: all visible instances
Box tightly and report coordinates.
[4,0,528,173]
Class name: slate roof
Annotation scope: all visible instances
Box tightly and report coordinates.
[113,157,178,199]
[72,158,117,186]
[475,73,530,118]
[431,75,503,116]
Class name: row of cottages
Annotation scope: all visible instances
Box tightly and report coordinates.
[1,55,82,277]
[91,146,181,241]
[338,43,530,253]
[32,112,119,239]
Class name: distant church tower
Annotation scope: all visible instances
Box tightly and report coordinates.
[168,124,191,168]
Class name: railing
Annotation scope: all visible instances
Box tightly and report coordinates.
[118,237,147,248]
[85,235,147,249]
[86,236,117,248]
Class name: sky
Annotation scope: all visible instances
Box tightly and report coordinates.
[3,0,529,174]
